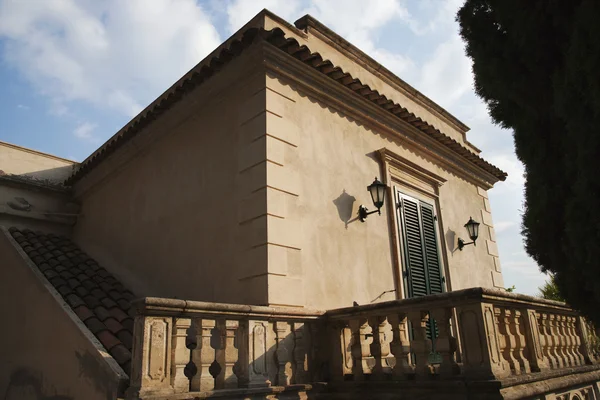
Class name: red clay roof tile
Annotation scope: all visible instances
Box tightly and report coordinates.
[8,227,135,375]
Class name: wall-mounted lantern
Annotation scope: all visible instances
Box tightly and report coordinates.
[458,217,480,250]
[358,177,386,222]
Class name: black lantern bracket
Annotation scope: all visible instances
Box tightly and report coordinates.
[358,205,380,222]
[358,177,387,223]
[457,237,475,250]
[458,216,480,251]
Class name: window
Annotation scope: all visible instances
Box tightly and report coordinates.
[396,191,445,298]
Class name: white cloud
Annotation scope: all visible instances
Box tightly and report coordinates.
[495,220,517,233]
[417,35,473,109]
[16,104,29,110]
[73,122,97,141]
[226,0,302,33]
[0,0,221,118]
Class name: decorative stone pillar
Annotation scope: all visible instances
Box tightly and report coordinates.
[126,316,174,399]
[247,320,271,387]
[576,316,596,365]
[522,310,549,372]
[455,302,510,379]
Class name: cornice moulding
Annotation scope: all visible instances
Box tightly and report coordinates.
[261,43,498,189]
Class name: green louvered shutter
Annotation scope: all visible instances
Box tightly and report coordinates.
[397,193,445,362]
[420,203,444,296]
[399,196,428,298]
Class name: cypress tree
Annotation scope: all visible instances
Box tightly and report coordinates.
[458,0,600,324]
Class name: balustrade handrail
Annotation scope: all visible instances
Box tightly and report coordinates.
[324,287,575,320]
[132,296,325,320]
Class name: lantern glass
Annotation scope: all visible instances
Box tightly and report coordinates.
[464,217,480,241]
[368,177,386,209]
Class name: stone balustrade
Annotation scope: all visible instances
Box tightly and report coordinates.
[125,298,325,399]
[125,289,598,399]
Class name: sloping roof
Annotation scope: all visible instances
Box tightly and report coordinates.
[65,26,506,186]
[8,227,134,375]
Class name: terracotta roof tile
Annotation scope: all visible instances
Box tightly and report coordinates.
[97,330,120,351]
[85,317,107,335]
[104,318,125,334]
[94,306,111,322]
[8,227,135,375]
[74,305,94,322]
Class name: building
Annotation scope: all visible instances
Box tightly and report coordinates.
[1,10,598,400]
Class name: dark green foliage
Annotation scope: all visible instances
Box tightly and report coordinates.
[457,0,600,324]
[539,275,565,302]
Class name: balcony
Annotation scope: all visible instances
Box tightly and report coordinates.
[125,288,600,399]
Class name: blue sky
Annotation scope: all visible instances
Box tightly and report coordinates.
[0,0,548,295]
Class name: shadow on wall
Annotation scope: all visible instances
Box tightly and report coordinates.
[3,350,121,400]
[3,368,74,400]
[332,190,357,229]
[446,228,457,254]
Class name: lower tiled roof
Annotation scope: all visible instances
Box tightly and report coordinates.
[9,227,134,375]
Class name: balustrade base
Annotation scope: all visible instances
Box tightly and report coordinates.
[128,383,327,400]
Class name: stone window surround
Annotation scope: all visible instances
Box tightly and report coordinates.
[377,147,450,301]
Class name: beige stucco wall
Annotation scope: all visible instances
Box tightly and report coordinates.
[69,13,504,310]
[260,72,504,309]
[0,228,125,400]
[72,46,271,305]
[0,141,76,183]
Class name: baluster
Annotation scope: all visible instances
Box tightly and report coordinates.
[190,318,216,391]
[554,315,569,367]
[548,315,565,368]
[430,307,459,378]
[558,316,574,367]
[509,310,531,374]
[407,310,432,379]
[308,321,326,382]
[349,318,367,381]
[570,317,586,365]
[292,322,308,384]
[379,319,392,372]
[368,316,386,380]
[171,318,191,392]
[495,308,519,374]
[274,321,293,386]
[388,313,413,379]
[216,320,239,388]
[566,317,581,365]
[328,321,346,382]
[540,314,558,369]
